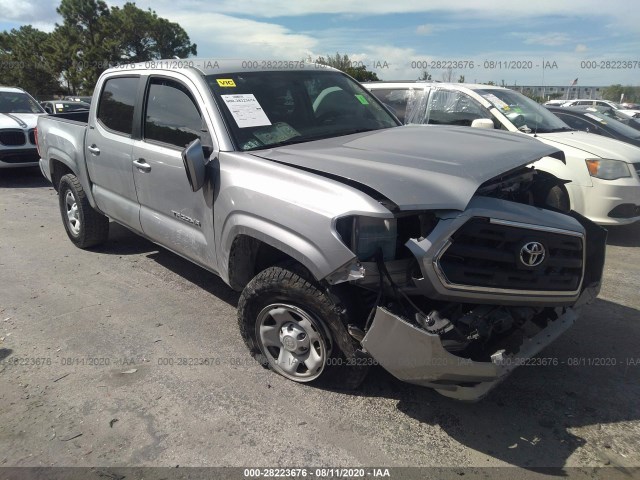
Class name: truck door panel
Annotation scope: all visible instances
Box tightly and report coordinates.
[132,76,216,271]
[86,76,142,232]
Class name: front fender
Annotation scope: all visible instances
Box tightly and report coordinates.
[219,212,355,284]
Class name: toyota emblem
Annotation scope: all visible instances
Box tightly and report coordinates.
[520,241,546,267]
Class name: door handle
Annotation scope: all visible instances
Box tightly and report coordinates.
[133,158,151,173]
[87,145,100,155]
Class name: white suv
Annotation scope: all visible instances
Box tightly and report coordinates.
[562,99,640,118]
[0,86,46,168]
[365,82,640,225]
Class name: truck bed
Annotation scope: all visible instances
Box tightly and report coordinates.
[37,113,91,198]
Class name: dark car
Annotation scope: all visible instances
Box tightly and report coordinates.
[41,100,91,115]
[569,105,640,132]
[547,106,640,148]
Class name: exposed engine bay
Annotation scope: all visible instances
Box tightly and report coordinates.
[333,166,582,383]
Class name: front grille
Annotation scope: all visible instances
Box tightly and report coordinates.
[634,162,640,178]
[437,218,584,293]
[28,129,36,144]
[0,130,26,146]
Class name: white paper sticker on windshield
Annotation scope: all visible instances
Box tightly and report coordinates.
[482,94,510,111]
[55,103,63,108]
[221,94,271,128]
[584,113,607,123]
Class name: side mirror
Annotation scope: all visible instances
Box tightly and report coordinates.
[182,138,207,192]
[471,118,494,129]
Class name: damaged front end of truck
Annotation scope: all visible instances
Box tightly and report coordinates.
[255,126,607,400]
[329,165,607,401]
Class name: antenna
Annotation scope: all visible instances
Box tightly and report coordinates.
[534,57,542,137]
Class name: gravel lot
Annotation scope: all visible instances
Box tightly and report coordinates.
[1,167,639,478]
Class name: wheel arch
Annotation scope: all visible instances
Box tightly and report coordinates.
[221,213,354,291]
[227,233,314,291]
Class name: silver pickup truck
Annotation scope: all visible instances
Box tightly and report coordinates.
[37,60,607,400]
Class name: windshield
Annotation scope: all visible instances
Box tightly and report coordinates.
[0,92,45,114]
[206,70,399,151]
[581,111,640,138]
[476,88,570,134]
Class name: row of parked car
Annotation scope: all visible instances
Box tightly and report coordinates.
[364,81,640,225]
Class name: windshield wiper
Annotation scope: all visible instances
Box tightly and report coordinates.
[244,128,380,151]
[244,132,338,151]
[547,127,575,133]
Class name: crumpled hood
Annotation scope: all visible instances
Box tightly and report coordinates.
[251,125,564,211]
[0,113,43,130]
[537,130,640,162]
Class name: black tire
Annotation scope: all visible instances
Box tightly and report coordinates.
[543,185,571,213]
[238,264,368,389]
[58,174,109,248]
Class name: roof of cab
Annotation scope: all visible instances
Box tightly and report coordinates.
[0,86,26,93]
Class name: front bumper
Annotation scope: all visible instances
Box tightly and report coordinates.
[571,176,640,226]
[0,148,40,168]
[362,306,577,401]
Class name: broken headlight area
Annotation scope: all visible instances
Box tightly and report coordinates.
[332,212,437,290]
[335,211,437,262]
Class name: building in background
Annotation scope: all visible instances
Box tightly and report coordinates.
[508,85,604,100]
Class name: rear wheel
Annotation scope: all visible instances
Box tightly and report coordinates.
[58,174,109,248]
[238,264,368,388]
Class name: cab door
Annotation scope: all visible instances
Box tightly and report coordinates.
[131,75,217,271]
[85,75,142,232]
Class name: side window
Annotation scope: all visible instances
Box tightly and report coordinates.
[425,89,493,127]
[144,78,204,148]
[370,88,411,123]
[97,77,138,135]
[556,114,593,132]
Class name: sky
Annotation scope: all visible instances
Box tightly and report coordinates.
[2,0,639,86]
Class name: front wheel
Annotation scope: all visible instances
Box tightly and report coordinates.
[237,265,368,388]
[58,174,109,248]
[543,185,571,212]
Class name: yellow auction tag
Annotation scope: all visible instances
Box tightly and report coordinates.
[217,79,236,87]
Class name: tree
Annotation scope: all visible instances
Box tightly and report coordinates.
[602,84,639,103]
[0,26,61,96]
[418,70,431,81]
[49,0,198,93]
[458,75,465,83]
[314,52,380,82]
[109,3,197,62]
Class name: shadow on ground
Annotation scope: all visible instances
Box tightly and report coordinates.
[350,297,640,472]
[0,167,49,188]
[88,219,639,471]
[94,222,240,307]
[605,222,640,247]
